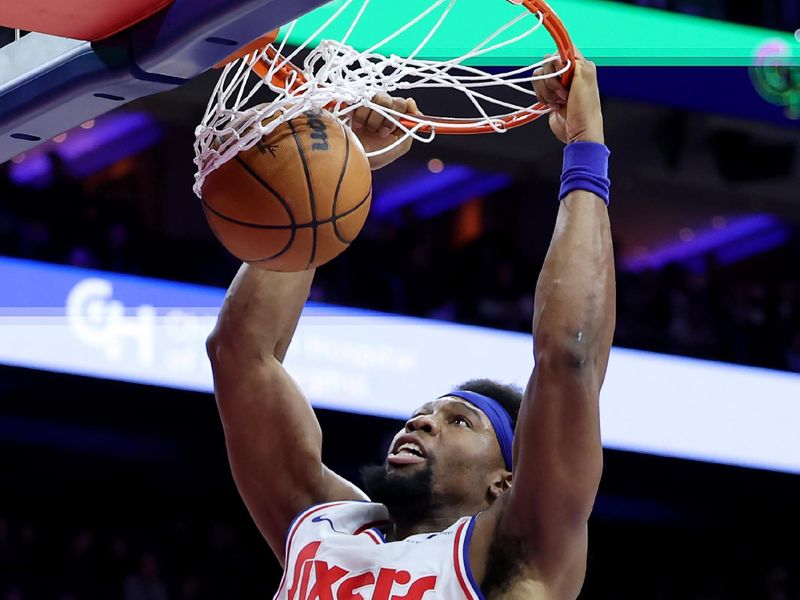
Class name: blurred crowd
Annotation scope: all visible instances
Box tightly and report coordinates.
[1,162,799,374]
[1,512,797,600]
[0,515,275,600]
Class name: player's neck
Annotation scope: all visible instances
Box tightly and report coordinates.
[387,504,469,541]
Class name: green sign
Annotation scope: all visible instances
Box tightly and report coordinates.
[281,0,799,66]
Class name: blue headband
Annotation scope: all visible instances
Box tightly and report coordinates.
[440,390,514,471]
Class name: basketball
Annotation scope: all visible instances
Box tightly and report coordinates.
[201,110,372,271]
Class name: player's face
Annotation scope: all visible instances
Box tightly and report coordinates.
[385,397,507,504]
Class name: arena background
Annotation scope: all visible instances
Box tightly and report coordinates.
[1,1,800,598]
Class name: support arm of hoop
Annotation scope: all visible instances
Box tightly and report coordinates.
[0,0,333,163]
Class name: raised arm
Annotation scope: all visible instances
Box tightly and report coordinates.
[207,266,367,561]
[501,54,615,597]
[206,95,418,562]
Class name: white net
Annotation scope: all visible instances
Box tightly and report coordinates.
[193,0,571,196]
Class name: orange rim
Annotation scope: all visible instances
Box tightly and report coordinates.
[224,0,574,134]
[214,30,280,69]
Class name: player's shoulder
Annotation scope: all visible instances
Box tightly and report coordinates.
[288,500,391,539]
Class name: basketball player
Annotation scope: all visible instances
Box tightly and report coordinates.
[207,51,614,599]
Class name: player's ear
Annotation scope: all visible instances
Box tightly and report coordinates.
[488,471,513,501]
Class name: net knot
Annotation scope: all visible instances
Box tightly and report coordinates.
[300,41,403,110]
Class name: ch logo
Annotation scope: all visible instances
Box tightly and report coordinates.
[307,115,330,151]
[749,39,800,119]
[66,278,155,365]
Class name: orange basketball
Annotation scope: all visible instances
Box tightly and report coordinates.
[201,110,372,271]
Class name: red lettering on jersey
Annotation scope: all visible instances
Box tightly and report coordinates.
[336,572,376,600]
[372,569,411,600]
[287,544,437,600]
[299,561,316,600]
[304,560,348,600]
[391,575,437,600]
[289,542,321,600]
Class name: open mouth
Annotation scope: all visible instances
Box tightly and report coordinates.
[387,440,427,466]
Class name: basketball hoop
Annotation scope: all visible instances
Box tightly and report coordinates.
[193,0,575,196]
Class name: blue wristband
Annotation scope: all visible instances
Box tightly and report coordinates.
[559,141,611,205]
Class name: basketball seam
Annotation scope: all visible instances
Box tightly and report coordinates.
[331,119,351,245]
[202,188,372,230]
[232,155,297,228]
[288,118,318,270]
[335,188,371,245]
[231,154,296,260]
[204,188,372,266]
[202,196,294,263]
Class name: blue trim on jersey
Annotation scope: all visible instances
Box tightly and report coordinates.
[284,499,379,545]
[312,514,347,534]
[371,528,387,543]
[283,500,347,546]
[463,515,488,600]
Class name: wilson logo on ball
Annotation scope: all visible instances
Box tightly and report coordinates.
[308,116,330,151]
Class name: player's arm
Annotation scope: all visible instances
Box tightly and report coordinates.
[207,95,417,561]
[207,266,367,561]
[501,54,615,597]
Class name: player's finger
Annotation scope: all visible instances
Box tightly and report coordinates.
[354,93,388,126]
[532,54,565,103]
[544,75,568,102]
[532,53,556,80]
[545,54,568,99]
[539,53,559,73]
[532,67,550,103]
[365,101,387,133]
[376,97,408,137]
[371,93,395,110]
[533,69,563,105]
[351,105,371,130]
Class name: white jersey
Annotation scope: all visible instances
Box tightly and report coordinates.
[274,501,485,600]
